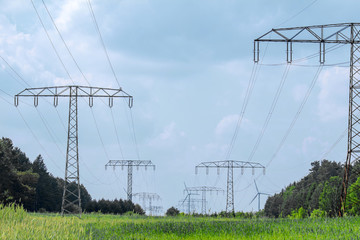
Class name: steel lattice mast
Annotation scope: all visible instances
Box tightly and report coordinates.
[195,160,265,214]
[133,192,161,215]
[184,186,224,214]
[105,160,155,202]
[15,85,133,217]
[254,23,360,216]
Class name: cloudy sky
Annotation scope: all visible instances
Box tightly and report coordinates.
[0,0,358,214]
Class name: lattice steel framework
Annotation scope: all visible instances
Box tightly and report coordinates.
[133,192,161,215]
[178,198,202,214]
[105,160,155,202]
[184,186,224,214]
[195,160,265,213]
[254,23,360,216]
[15,85,133,217]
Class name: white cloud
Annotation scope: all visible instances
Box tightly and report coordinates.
[292,84,307,102]
[317,67,348,122]
[54,0,82,32]
[215,114,239,135]
[159,122,176,140]
[149,122,185,147]
[215,114,252,136]
[301,136,316,155]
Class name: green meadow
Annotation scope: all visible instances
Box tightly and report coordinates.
[1,204,359,240]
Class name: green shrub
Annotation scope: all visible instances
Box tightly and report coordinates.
[310,209,326,218]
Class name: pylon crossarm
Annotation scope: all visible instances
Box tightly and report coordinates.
[14,85,133,108]
[133,192,161,200]
[196,160,264,169]
[255,23,360,43]
[105,160,155,169]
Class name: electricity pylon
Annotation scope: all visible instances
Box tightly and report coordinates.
[254,23,360,216]
[181,183,199,214]
[148,206,163,216]
[105,160,155,202]
[195,160,265,214]
[184,186,224,214]
[249,180,270,212]
[178,198,202,214]
[133,192,161,215]
[15,85,133,217]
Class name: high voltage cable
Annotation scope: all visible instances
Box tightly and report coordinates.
[321,129,347,161]
[225,63,258,160]
[130,108,141,160]
[248,64,291,162]
[235,64,325,197]
[41,0,127,162]
[241,126,347,197]
[86,0,121,88]
[225,39,271,160]
[0,55,31,88]
[41,0,90,86]
[30,0,73,82]
[260,44,346,67]
[2,50,108,185]
[275,0,319,28]
[86,0,142,160]
[261,62,349,68]
[35,108,66,157]
[30,0,118,186]
[265,64,324,168]
[110,108,125,160]
[90,109,111,160]
[16,107,64,173]
[37,0,125,164]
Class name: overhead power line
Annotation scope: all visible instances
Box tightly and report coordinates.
[86,0,141,160]
[86,0,121,88]
[266,65,323,168]
[247,64,291,162]
[275,0,319,27]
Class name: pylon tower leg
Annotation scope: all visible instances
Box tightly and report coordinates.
[202,190,206,214]
[226,161,234,213]
[61,86,82,216]
[127,163,133,201]
[341,25,360,216]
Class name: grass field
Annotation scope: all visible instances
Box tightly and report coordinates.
[1,204,359,239]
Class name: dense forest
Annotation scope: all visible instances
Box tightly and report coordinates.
[264,159,360,218]
[0,137,144,215]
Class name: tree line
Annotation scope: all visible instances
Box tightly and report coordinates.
[264,159,360,218]
[0,137,144,215]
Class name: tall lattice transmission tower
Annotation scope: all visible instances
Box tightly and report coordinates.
[15,85,133,217]
[105,160,155,202]
[254,23,360,216]
[195,160,265,214]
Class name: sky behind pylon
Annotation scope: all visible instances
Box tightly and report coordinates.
[0,0,357,213]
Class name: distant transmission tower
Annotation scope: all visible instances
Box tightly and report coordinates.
[105,160,155,202]
[195,160,265,214]
[254,23,360,216]
[178,198,202,214]
[184,186,224,214]
[15,86,133,217]
[148,206,163,216]
[181,183,200,214]
[133,192,161,215]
